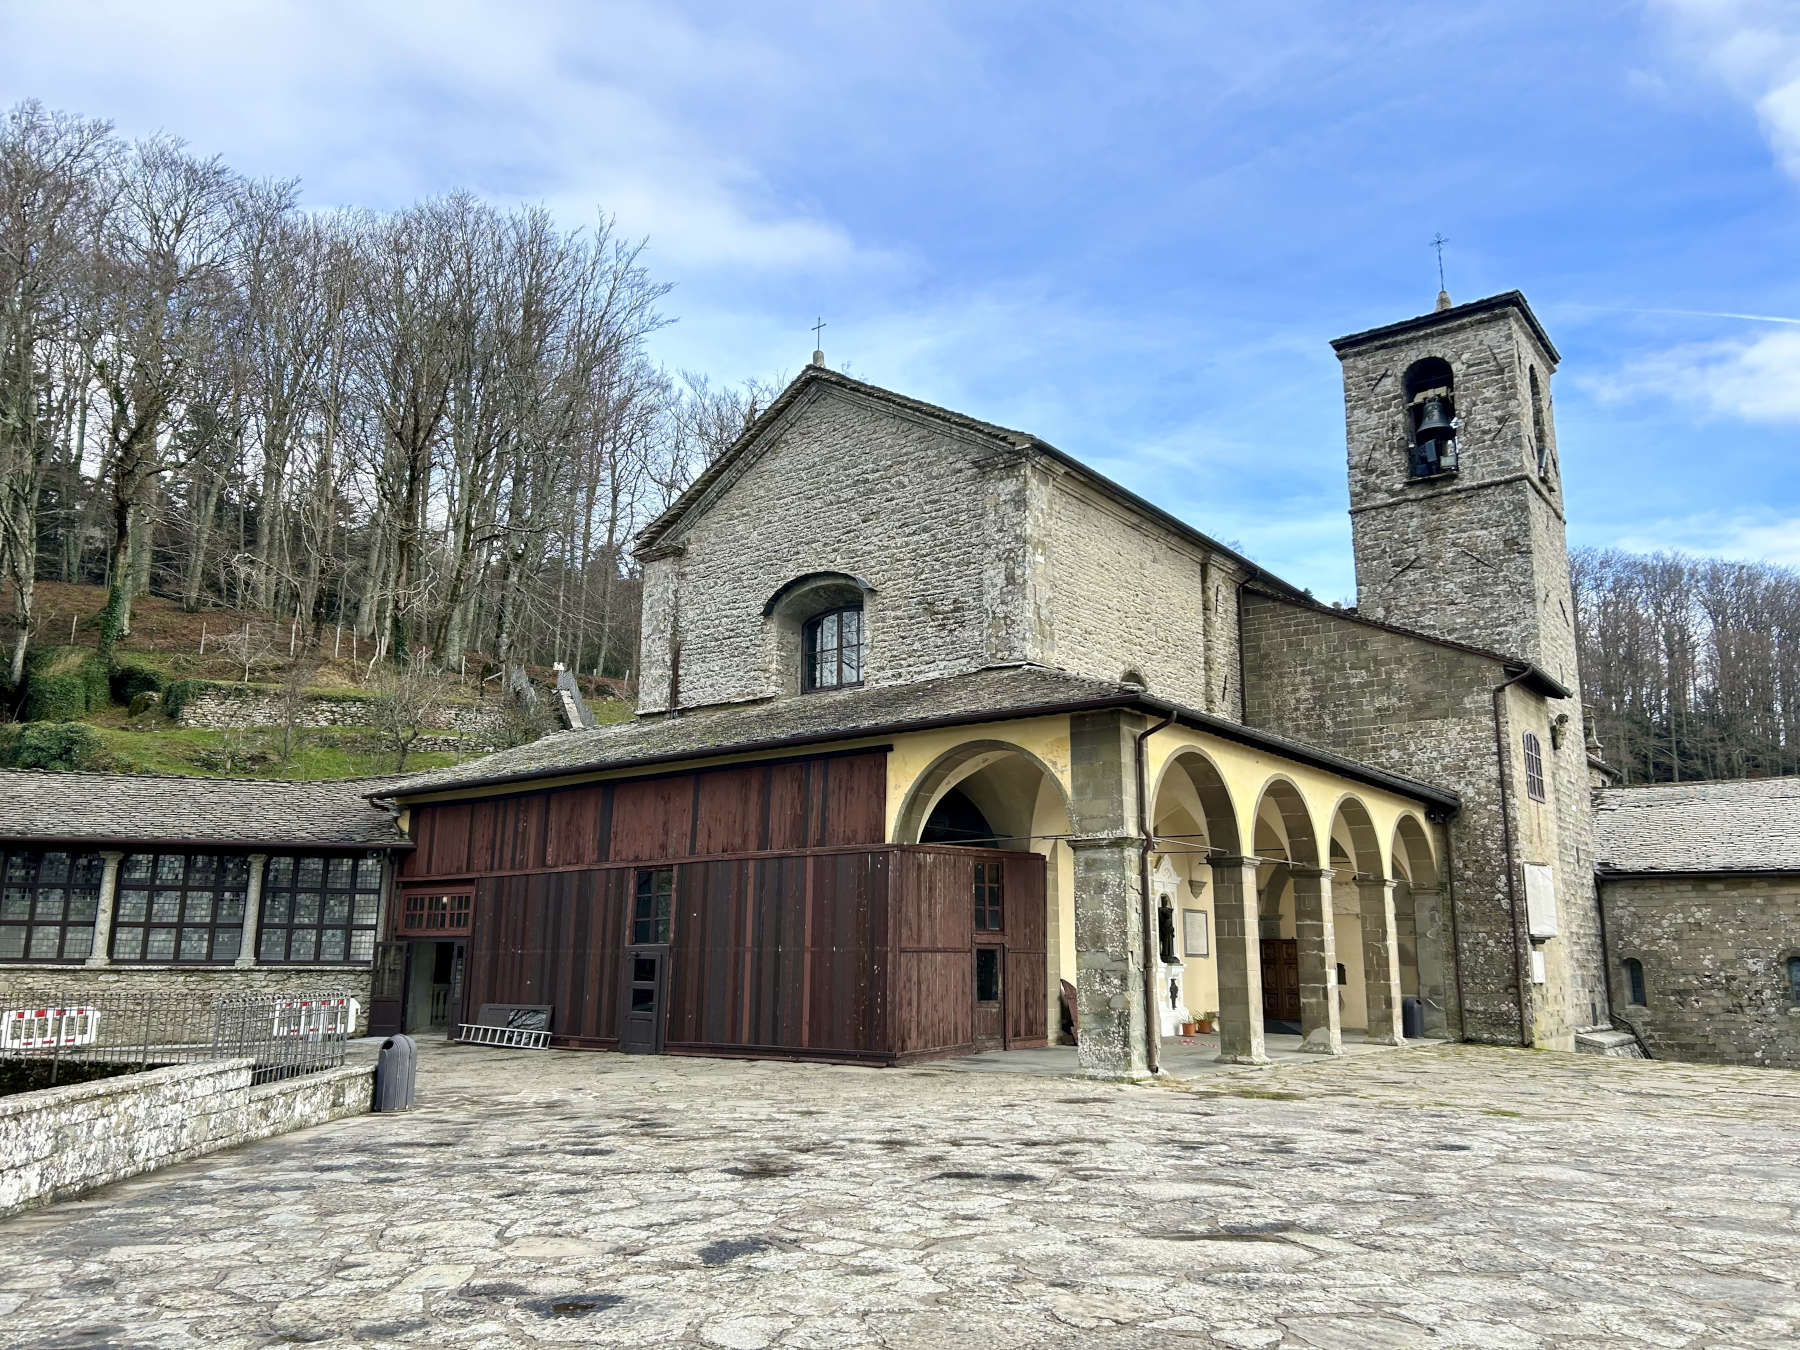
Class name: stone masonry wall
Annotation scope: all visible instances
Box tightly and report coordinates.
[1600,874,1800,1069]
[637,386,1018,713]
[1241,592,1607,1046]
[1036,471,1245,719]
[173,685,514,748]
[0,1057,373,1216]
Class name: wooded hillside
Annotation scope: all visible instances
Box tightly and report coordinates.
[0,100,776,696]
[1574,548,1800,784]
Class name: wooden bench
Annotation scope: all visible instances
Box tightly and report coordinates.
[457,1003,553,1050]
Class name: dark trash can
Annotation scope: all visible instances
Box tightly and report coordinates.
[1401,996,1425,1040]
[373,1034,417,1112]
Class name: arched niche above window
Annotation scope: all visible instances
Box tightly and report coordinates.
[763,572,874,697]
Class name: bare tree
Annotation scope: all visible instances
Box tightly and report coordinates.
[0,102,113,685]
[368,661,448,771]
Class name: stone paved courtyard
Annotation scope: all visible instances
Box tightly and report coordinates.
[5,1041,1800,1349]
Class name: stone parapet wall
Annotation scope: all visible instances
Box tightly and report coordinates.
[172,684,514,747]
[1600,873,1800,1069]
[0,1057,373,1216]
[0,965,375,1036]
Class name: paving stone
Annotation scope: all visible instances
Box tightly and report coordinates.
[4,1040,1800,1347]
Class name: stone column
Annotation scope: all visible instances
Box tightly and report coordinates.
[1291,866,1342,1055]
[85,851,124,967]
[1210,856,1267,1064]
[1068,708,1153,1080]
[1358,877,1405,1046]
[1070,835,1151,1079]
[236,854,268,969]
[1410,886,1451,1036]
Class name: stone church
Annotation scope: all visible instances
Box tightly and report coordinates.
[365,287,1611,1077]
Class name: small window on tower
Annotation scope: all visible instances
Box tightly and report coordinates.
[1523,732,1546,802]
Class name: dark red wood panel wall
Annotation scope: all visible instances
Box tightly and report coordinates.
[401,749,886,881]
[397,749,1046,1064]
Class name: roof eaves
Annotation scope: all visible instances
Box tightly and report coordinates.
[1329,290,1561,364]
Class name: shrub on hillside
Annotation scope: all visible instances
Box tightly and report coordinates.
[110,659,167,705]
[5,723,105,772]
[162,679,207,720]
[22,647,107,722]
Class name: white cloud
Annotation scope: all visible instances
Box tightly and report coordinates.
[0,0,882,275]
[1610,510,1800,568]
[1652,0,1800,180]
[1582,328,1800,422]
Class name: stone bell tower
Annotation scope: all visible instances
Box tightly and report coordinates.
[1331,290,1577,693]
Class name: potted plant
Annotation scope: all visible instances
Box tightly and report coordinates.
[1195,1010,1217,1034]
[1177,1008,1198,1036]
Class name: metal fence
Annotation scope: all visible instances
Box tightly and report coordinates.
[0,990,358,1089]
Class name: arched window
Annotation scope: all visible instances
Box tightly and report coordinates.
[1523,732,1546,802]
[1787,955,1800,1007]
[1624,957,1646,1007]
[803,604,864,691]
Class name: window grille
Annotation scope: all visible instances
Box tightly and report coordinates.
[632,868,674,945]
[0,850,104,962]
[803,606,864,691]
[395,890,472,937]
[111,853,250,963]
[1523,732,1547,802]
[261,854,386,963]
[973,861,1004,932]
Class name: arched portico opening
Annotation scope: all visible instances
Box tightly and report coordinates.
[894,741,1075,1043]
[1251,778,1340,1054]
[1329,795,1404,1045]
[1392,813,1448,1036]
[1147,751,1243,1050]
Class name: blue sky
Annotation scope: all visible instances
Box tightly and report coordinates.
[5,1,1797,599]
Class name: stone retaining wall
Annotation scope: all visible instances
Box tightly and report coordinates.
[172,684,515,747]
[0,1057,374,1217]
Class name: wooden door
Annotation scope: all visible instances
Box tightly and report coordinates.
[1261,938,1301,1023]
[367,942,406,1037]
[619,949,667,1054]
[972,943,1006,1050]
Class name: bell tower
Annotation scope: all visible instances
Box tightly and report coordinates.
[1332,290,1576,691]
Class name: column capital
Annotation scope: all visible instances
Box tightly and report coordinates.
[1356,875,1398,891]
[1208,855,1260,870]
[1287,865,1334,880]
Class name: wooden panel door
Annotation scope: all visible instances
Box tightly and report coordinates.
[1261,938,1301,1023]
[618,949,667,1053]
[367,941,406,1036]
[972,943,1005,1050]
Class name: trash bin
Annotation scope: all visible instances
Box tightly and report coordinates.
[373,1034,417,1112]
[1401,996,1425,1040]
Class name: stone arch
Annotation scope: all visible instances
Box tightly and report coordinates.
[893,739,1071,847]
[1391,812,1447,1037]
[1326,793,1384,879]
[761,572,874,697]
[1150,748,1241,857]
[1391,813,1437,888]
[1146,749,1243,1041]
[1249,775,1319,868]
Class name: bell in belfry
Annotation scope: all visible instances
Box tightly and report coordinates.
[1414,395,1455,441]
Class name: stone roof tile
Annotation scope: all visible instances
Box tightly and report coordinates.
[0,770,409,850]
[1594,777,1800,875]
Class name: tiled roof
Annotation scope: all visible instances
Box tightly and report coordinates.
[0,771,409,850]
[376,663,1459,811]
[1594,777,1800,875]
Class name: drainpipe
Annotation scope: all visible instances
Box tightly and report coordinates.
[1491,668,1533,1048]
[1134,709,1176,1075]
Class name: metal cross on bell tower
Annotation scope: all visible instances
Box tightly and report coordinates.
[811,317,827,367]
[1431,234,1452,310]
